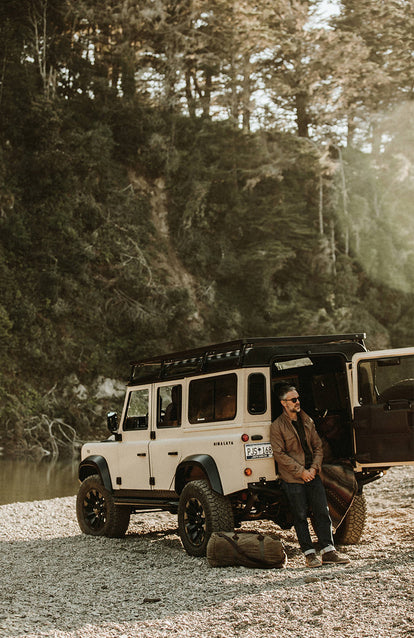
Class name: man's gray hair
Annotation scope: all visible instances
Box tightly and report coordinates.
[278,384,298,401]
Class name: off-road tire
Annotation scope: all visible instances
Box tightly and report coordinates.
[334,493,367,545]
[178,479,234,557]
[76,474,131,538]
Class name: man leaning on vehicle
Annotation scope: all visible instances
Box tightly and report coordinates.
[270,384,350,568]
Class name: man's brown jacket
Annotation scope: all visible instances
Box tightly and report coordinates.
[270,410,323,483]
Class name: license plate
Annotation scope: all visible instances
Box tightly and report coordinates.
[244,442,273,460]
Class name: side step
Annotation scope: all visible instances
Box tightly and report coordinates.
[114,496,178,512]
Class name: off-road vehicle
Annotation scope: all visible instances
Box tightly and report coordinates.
[76,334,414,556]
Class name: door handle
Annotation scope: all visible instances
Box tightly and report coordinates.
[137,452,147,457]
[168,451,178,456]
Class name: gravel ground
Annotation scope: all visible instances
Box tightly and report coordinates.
[1,466,413,638]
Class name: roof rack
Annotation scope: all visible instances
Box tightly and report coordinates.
[129,333,366,383]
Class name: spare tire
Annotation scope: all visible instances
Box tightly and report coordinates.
[378,379,414,403]
[334,493,367,545]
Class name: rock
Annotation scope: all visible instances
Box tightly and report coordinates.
[73,383,88,400]
[94,376,125,399]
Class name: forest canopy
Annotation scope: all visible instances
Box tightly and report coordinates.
[0,0,413,456]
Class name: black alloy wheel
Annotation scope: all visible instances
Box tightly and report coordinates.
[177,479,234,556]
[183,496,207,548]
[76,474,130,538]
[83,486,108,532]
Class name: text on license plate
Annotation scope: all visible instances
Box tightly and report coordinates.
[244,443,273,460]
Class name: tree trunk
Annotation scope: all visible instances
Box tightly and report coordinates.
[371,119,381,156]
[346,114,355,148]
[295,91,309,137]
[164,40,178,111]
[31,0,56,99]
[318,174,324,235]
[121,54,136,100]
[337,146,349,255]
[242,56,251,132]
[230,51,239,125]
[202,71,212,118]
[185,70,197,118]
[330,219,337,276]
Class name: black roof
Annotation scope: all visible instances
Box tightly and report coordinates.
[129,333,367,384]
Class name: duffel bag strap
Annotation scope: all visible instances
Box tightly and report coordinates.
[215,532,273,568]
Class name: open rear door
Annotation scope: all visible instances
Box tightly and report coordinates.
[351,347,414,467]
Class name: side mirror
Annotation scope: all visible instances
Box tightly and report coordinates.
[107,411,118,433]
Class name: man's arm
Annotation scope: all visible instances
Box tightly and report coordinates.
[270,421,305,481]
[309,421,323,475]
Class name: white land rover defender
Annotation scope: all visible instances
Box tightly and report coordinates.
[76,334,414,556]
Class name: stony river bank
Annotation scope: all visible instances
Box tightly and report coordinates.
[1,466,413,638]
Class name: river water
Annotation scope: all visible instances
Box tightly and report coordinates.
[0,458,79,505]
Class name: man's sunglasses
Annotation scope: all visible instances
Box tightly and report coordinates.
[285,397,300,403]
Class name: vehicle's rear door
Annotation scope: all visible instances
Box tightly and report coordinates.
[351,348,414,467]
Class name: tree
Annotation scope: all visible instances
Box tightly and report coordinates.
[331,0,414,148]
[259,0,334,138]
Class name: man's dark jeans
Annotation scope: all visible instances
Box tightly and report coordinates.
[282,475,334,554]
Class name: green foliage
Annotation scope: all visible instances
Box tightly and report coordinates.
[0,0,413,456]
[0,305,13,348]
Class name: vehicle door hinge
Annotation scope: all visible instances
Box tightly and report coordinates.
[150,431,156,440]
[149,476,155,486]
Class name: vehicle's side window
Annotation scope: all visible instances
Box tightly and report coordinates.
[358,356,414,405]
[157,385,182,428]
[248,373,267,414]
[188,373,237,424]
[123,388,149,430]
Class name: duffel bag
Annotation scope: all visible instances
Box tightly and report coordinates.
[206,531,287,569]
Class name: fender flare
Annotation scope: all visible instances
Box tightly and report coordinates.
[79,455,113,492]
[175,454,224,495]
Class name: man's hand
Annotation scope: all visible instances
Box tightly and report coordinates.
[301,468,316,483]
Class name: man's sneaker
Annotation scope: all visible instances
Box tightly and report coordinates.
[322,550,350,565]
[305,553,322,568]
